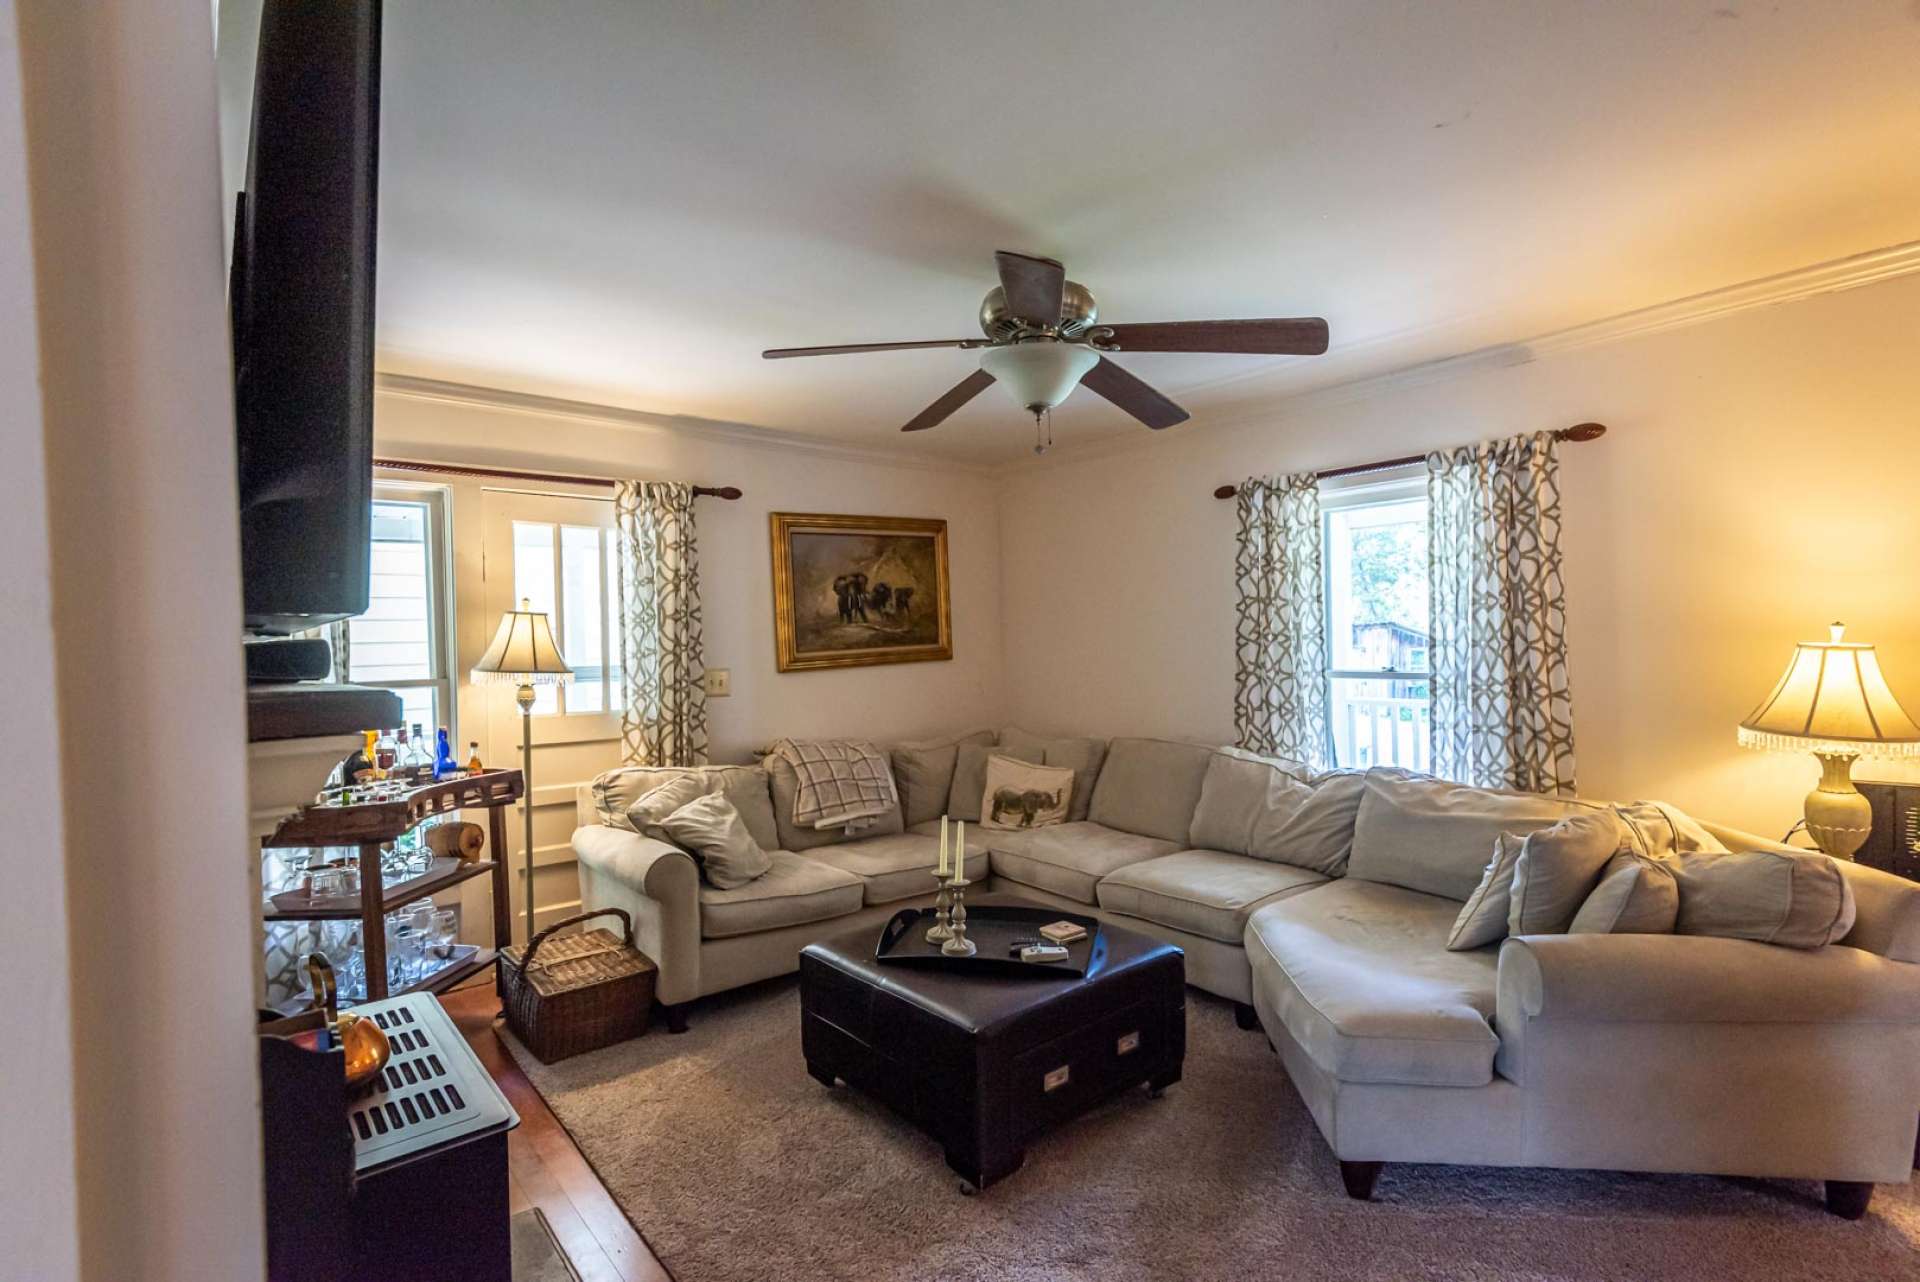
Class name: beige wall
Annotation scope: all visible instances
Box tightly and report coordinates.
[376,383,1008,762]
[997,271,1920,839]
[15,1,263,1279]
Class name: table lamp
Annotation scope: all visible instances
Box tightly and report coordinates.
[472,599,572,943]
[1738,622,1920,858]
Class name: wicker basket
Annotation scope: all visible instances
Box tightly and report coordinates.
[499,908,655,1064]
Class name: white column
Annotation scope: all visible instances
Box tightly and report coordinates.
[14,1,264,1278]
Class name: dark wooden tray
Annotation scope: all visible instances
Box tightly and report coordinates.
[874,904,1103,977]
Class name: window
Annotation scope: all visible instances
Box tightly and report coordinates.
[345,486,455,739]
[511,518,623,717]
[1324,476,1431,771]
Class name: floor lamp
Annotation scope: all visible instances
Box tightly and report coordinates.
[472,598,573,946]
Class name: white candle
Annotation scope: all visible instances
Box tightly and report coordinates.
[955,820,965,880]
[938,815,949,878]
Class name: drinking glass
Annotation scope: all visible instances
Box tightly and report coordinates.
[427,909,458,961]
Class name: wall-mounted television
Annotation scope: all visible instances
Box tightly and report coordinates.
[230,0,382,636]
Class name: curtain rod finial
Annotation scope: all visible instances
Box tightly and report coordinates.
[1558,422,1606,442]
[1213,484,1239,500]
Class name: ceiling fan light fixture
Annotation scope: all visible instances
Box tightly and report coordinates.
[979,341,1098,414]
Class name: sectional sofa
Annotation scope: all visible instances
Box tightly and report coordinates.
[570,730,1920,1217]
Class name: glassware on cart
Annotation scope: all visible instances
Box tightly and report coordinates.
[426,909,458,961]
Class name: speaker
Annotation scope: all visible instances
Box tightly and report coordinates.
[244,637,335,684]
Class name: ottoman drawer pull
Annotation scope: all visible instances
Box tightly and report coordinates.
[1043,1064,1071,1093]
[1116,1030,1140,1056]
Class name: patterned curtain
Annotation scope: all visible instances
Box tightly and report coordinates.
[1426,431,1576,795]
[613,481,708,767]
[1232,472,1332,768]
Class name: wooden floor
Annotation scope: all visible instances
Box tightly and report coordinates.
[443,984,672,1282]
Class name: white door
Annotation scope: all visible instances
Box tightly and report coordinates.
[480,489,627,943]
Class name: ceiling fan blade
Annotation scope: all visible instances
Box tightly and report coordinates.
[901,368,996,432]
[1092,318,1330,355]
[995,250,1066,326]
[762,338,985,359]
[1078,357,1189,430]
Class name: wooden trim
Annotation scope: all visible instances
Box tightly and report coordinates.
[768,512,954,672]
[1211,422,1606,499]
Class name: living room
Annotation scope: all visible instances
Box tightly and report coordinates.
[7,3,1919,1281]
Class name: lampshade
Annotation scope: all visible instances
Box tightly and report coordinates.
[1738,623,1920,757]
[980,341,1099,413]
[471,599,574,685]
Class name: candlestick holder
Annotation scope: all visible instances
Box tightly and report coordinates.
[925,872,955,943]
[940,877,976,957]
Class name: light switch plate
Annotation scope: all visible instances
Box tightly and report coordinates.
[703,667,731,697]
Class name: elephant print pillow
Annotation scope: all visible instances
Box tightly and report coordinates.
[980,754,1074,831]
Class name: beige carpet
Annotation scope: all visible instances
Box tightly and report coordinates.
[502,978,1920,1282]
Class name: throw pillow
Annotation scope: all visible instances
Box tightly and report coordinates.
[995,727,1111,823]
[1569,850,1680,935]
[1507,811,1624,936]
[979,754,1074,830]
[658,792,771,890]
[1672,847,1857,948]
[891,729,994,828]
[1447,831,1527,951]
[626,773,716,840]
[1189,749,1319,867]
[594,764,781,851]
[947,740,995,822]
[1611,800,1728,858]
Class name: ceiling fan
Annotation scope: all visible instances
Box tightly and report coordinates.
[762,250,1329,451]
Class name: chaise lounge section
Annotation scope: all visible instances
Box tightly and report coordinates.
[571,729,1920,1214]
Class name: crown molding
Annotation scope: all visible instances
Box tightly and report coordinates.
[994,238,1920,481]
[373,372,1000,477]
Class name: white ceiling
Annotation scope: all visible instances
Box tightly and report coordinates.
[317,2,1920,462]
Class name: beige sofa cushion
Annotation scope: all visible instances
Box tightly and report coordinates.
[1673,848,1857,948]
[981,754,1074,830]
[1507,811,1623,935]
[591,763,779,852]
[765,751,904,851]
[891,729,994,828]
[1349,770,1591,903]
[987,821,1180,904]
[626,773,715,839]
[1245,878,1500,1087]
[1447,832,1525,951]
[947,741,995,822]
[806,831,987,905]
[1098,849,1326,943]
[998,727,1111,823]
[1569,850,1680,934]
[657,792,771,890]
[1188,749,1360,875]
[698,850,864,939]
[1087,737,1214,845]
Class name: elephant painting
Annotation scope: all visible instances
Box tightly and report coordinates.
[990,786,1065,828]
[775,517,951,670]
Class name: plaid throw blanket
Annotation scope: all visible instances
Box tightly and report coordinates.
[772,738,898,833]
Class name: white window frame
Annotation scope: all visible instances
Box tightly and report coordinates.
[351,481,457,742]
[1320,465,1431,770]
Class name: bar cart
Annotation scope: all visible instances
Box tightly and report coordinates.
[261,770,524,1006]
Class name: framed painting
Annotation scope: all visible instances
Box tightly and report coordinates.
[769,513,953,671]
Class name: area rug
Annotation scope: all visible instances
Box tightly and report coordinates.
[501,978,1920,1282]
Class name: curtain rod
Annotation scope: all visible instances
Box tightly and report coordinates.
[373,456,743,499]
[1210,422,1606,500]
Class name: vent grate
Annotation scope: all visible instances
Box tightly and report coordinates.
[344,992,516,1174]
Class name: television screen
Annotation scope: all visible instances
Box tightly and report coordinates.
[231,0,382,634]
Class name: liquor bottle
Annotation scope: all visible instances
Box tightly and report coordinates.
[343,731,376,786]
[433,727,458,780]
[394,724,414,778]
[374,727,398,780]
[407,722,434,783]
[466,741,484,773]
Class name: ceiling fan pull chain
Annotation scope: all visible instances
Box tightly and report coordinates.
[1034,406,1053,456]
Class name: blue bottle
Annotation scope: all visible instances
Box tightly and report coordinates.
[434,726,459,779]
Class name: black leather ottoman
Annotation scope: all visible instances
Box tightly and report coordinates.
[799,902,1186,1191]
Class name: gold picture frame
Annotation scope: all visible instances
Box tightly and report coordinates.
[770,512,953,672]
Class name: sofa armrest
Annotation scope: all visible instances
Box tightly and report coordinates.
[1494,933,1920,1182]
[1498,933,1920,1026]
[572,824,702,1006]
